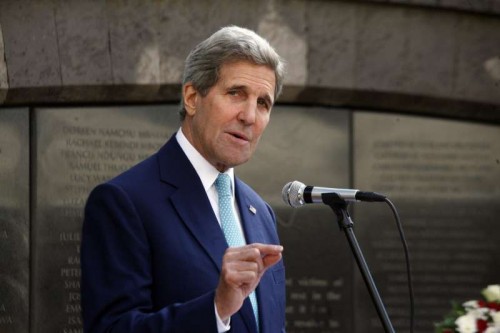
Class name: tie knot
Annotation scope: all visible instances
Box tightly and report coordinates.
[215,173,232,197]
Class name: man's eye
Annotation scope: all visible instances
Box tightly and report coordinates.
[258,98,269,109]
[228,90,239,96]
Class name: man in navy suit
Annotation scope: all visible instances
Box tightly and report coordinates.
[81,26,286,333]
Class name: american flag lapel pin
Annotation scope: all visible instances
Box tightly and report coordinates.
[249,205,257,215]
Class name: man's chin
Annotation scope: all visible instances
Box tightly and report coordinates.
[223,155,252,169]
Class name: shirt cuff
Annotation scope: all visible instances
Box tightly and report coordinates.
[214,302,231,332]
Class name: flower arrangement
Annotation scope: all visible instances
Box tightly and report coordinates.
[435,285,500,333]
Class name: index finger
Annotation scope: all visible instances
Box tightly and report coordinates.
[248,243,283,255]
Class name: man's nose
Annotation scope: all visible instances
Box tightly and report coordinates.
[237,100,257,125]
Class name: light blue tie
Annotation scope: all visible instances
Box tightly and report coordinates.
[215,173,260,331]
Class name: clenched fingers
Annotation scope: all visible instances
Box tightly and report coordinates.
[224,243,283,275]
[216,243,283,320]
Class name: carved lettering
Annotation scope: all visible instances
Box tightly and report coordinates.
[63,328,83,333]
[64,280,80,290]
[60,232,81,242]
[60,268,81,278]
[65,304,81,314]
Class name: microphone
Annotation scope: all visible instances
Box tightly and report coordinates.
[282,180,386,207]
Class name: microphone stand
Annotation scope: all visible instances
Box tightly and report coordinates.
[322,192,395,333]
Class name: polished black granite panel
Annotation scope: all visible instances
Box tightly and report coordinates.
[0,108,29,333]
[31,106,180,333]
[353,112,500,333]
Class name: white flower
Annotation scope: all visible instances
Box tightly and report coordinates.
[456,314,478,333]
[491,311,500,324]
[469,307,490,320]
[483,285,500,302]
[464,300,480,309]
[485,327,500,333]
[461,300,490,320]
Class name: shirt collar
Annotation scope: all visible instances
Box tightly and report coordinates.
[176,127,235,194]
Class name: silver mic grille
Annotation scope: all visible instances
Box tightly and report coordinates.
[281,181,306,208]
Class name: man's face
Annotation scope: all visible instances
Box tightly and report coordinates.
[182,61,276,172]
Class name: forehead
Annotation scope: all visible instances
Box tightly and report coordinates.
[218,61,276,95]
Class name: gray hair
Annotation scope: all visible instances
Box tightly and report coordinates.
[179,25,286,120]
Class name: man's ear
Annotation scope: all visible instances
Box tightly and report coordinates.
[183,83,198,116]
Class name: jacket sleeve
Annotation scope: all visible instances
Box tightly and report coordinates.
[80,183,218,333]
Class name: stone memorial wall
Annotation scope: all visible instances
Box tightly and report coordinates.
[0,105,499,333]
[1,1,499,332]
[353,112,500,332]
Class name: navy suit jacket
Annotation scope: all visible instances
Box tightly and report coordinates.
[81,134,286,333]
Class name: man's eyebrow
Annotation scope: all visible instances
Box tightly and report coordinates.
[227,84,274,105]
[227,84,245,91]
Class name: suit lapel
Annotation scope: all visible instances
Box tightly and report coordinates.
[170,186,228,271]
[236,183,264,245]
[158,136,227,272]
[235,180,275,333]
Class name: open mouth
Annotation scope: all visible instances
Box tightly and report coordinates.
[228,131,249,141]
